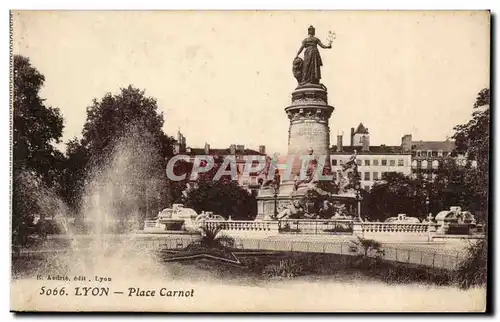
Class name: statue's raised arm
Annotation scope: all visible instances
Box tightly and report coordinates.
[292,26,334,85]
[317,38,332,49]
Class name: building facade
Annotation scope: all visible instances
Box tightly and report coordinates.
[173,131,267,193]
[401,134,473,180]
[331,125,412,191]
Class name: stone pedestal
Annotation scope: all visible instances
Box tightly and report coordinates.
[255,83,335,221]
[427,222,437,242]
[285,84,334,177]
[255,183,306,221]
[353,222,364,238]
[436,222,449,235]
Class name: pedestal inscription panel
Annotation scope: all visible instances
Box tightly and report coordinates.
[288,121,330,158]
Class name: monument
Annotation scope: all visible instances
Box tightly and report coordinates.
[256,26,360,221]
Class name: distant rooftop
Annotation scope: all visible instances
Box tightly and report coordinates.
[411,140,455,152]
[354,123,369,134]
[185,147,266,156]
[330,145,409,155]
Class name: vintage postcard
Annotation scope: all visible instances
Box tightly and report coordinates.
[10,10,489,312]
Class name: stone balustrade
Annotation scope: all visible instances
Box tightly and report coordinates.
[202,219,439,235]
[204,220,279,233]
[144,220,158,228]
[278,219,353,234]
[358,222,441,242]
[361,222,431,234]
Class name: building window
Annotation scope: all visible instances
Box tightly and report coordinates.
[398,159,404,166]
[438,149,443,157]
[356,160,362,166]
[381,159,387,166]
[421,160,428,169]
[373,172,379,180]
[432,151,438,157]
[364,172,370,180]
[332,159,337,166]
[373,159,379,166]
[339,159,344,165]
[432,160,439,169]
[416,150,421,157]
[427,150,432,157]
[411,160,417,168]
[389,160,396,166]
[364,159,370,166]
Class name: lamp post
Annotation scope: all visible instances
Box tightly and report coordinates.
[422,179,431,216]
[145,185,149,219]
[355,183,362,221]
[273,186,279,218]
[273,171,281,219]
[425,195,430,216]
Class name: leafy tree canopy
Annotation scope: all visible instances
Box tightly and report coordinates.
[13,55,65,187]
[453,88,490,168]
[182,180,257,220]
[81,85,173,164]
[452,88,490,222]
[12,55,65,245]
[60,86,176,218]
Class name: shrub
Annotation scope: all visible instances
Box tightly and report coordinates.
[351,237,385,257]
[262,259,303,279]
[455,238,487,289]
[187,225,235,250]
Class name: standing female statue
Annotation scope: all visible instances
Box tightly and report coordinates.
[294,26,334,85]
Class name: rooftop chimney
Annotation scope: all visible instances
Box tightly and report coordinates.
[204,142,210,154]
[361,135,370,152]
[175,131,187,154]
[350,127,355,146]
[230,144,236,155]
[236,145,245,153]
[336,134,343,152]
[401,134,412,153]
[259,145,266,155]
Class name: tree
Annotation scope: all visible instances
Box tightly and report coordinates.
[12,55,65,245]
[63,86,175,222]
[81,85,173,165]
[431,160,475,214]
[182,180,257,220]
[13,55,65,186]
[453,88,490,223]
[82,86,173,159]
[167,159,194,207]
[58,138,90,214]
[367,172,426,221]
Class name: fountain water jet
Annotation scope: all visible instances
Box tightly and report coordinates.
[13,126,177,281]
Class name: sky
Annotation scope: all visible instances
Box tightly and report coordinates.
[12,11,490,155]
